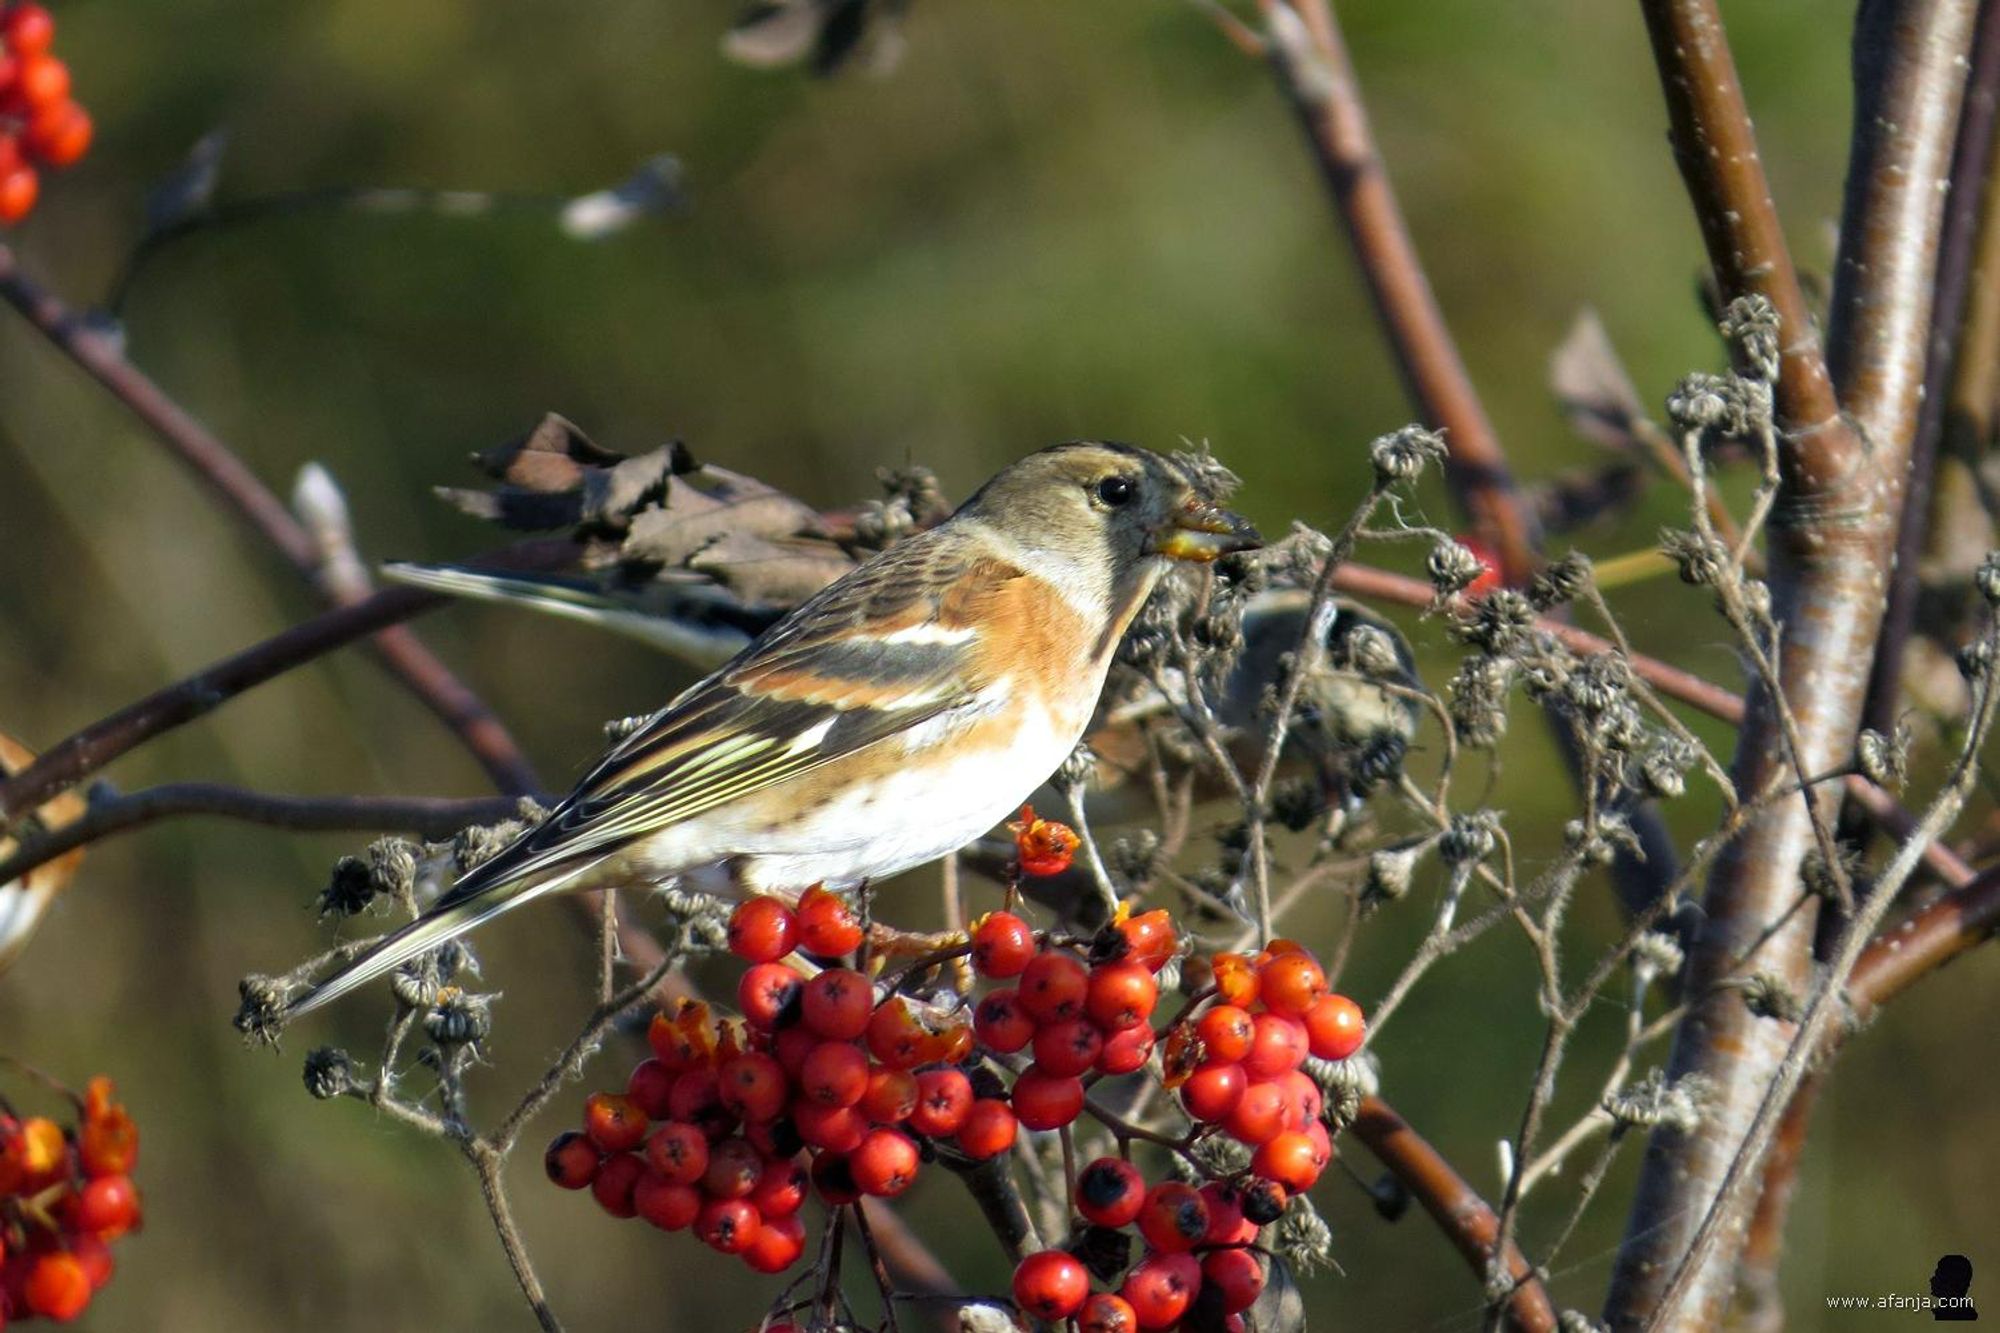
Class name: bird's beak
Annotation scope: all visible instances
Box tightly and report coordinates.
[1150,498,1262,563]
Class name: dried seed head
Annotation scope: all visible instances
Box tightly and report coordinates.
[1660,528,1726,586]
[1719,295,1782,381]
[1428,538,1488,596]
[1055,742,1098,792]
[1855,724,1911,791]
[1351,731,1410,796]
[1361,841,1423,908]
[1636,734,1697,800]
[1561,1311,1611,1333]
[1603,1068,1706,1133]
[1740,971,1805,1022]
[1369,424,1448,486]
[303,1046,355,1100]
[1449,654,1514,749]
[1977,551,2000,605]
[1739,578,1773,621]
[1529,551,1592,609]
[319,856,376,918]
[1630,931,1685,983]
[1666,371,1753,435]
[1440,810,1501,865]
[1343,622,1406,680]
[1958,636,1995,681]
[1455,589,1536,655]
[1273,1197,1336,1275]
[234,975,290,1044]
[1563,653,1630,717]
[426,990,495,1048]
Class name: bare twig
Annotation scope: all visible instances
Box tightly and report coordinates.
[0,241,543,797]
[1349,1095,1557,1333]
[0,541,572,827]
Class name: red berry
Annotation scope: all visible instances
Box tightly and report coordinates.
[908,1068,973,1136]
[1200,1182,1259,1246]
[591,1151,645,1218]
[772,1026,819,1077]
[544,1130,601,1190]
[1111,909,1177,971]
[973,990,1035,1053]
[849,1127,920,1197]
[1075,1155,1146,1228]
[0,132,20,175]
[1018,951,1089,1023]
[1224,1079,1289,1146]
[702,1137,766,1199]
[796,886,864,957]
[742,1211,807,1273]
[801,968,874,1040]
[1273,1069,1323,1133]
[666,1067,738,1141]
[719,1052,788,1123]
[865,997,929,1069]
[1243,1011,1309,1079]
[1457,533,1504,598]
[1202,1247,1266,1313]
[860,1065,919,1123]
[70,1233,114,1290]
[729,896,798,962]
[0,162,39,225]
[955,1099,1018,1159]
[1011,806,1081,877]
[1179,1061,1247,1123]
[1031,1018,1103,1077]
[1120,1250,1201,1329]
[1,4,56,56]
[644,1121,709,1185]
[1011,1249,1089,1320]
[1085,960,1159,1031]
[1304,992,1365,1060]
[750,1156,810,1218]
[1079,1292,1141,1333]
[792,1100,867,1154]
[1137,1180,1210,1252]
[799,1040,870,1108]
[1257,951,1327,1017]
[583,1092,648,1153]
[23,98,88,170]
[1196,1005,1256,1063]
[626,1058,678,1119]
[13,53,66,108]
[647,1007,707,1070]
[737,962,804,1030]
[695,1197,763,1254]
[1239,1176,1287,1225]
[1252,1129,1327,1194]
[24,1251,91,1321]
[1011,1066,1085,1130]
[971,911,1037,978]
[1096,1022,1155,1075]
[634,1172,702,1230]
[72,1172,141,1237]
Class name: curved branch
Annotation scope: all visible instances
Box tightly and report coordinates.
[0,242,542,796]
[1349,1095,1557,1332]
[0,539,572,826]
[0,785,520,889]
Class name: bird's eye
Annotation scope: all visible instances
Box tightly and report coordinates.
[1095,476,1136,508]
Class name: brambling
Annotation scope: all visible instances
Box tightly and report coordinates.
[284,442,1258,1017]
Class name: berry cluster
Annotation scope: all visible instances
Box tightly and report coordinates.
[0,1076,142,1323]
[545,887,989,1275]
[1008,940,1363,1330]
[0,4,92,226]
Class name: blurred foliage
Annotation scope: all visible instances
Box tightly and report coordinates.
[0,1,1991,1330]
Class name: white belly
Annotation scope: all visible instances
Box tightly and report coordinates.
[625,686,1084,894]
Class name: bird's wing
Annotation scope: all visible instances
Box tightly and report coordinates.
[430,533,1023,911]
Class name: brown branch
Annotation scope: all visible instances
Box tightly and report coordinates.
[0,541,572,828]
[1608,6,1976,1327]
[0,785,520,889]
[0,242,541,797]
[1348,1095,1557,1333]
[1257,0,1537,583]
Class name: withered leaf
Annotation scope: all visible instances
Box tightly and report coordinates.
[0,731,88,978]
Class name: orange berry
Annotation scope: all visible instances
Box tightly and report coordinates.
[25,1251,92,1321]
[0,162,39,224]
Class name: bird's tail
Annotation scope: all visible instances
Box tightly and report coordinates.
[282,853,606,1021]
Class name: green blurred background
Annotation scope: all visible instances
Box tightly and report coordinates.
[2,1,1991,1329]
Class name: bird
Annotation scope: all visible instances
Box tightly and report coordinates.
[284,442,1259,1018]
